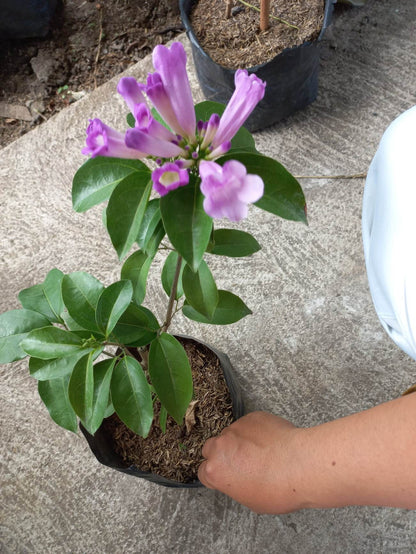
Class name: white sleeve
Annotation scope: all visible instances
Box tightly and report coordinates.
[362,105,416,360]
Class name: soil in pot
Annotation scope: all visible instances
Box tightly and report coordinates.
[190,0,325,69]
[100,337,234,484]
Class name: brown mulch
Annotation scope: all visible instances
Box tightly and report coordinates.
[190,0,325,69]
[101,337,234,483]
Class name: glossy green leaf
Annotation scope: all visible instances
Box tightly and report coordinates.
[159,405,168,433]
[219,152,307,223]
[95,280,133,337]
[121,250,153,306]
[0,309,51,363]
[86,358,116,434]
[21,327,86,360]
[136,198,165,257]
[38,375,78,432]
[29,350,88,380]
[161,251,185,300]
[68,352,94,424]
[19,269,64,323]
[62,272,104,333]
[148,334,193,425]
[182,260,218,319]
[194,101,257,153]
[110,303,159,346]
[183,289,252,325]
[111,355,153,437]
[160,174,212,272]
[210,228,261,257]
[72,156,150,212]
[107,173,152,260]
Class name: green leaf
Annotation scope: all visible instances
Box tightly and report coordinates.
[126,112,135,128]
[0,309,50,363]
[19,269,64,323]
[160,174,212,272]
[62,272,104,333]
[194,100,257,153]
[107,173,153,260]
[120,250,153,306]
[161,251,185,300]
[68,352,94,424]
[110,303,159,346]
[210,228,261,257]
[159,405,168,433]
[72,157,150,212]
[87,358,116,434]
[136,199,166,257]
[95,280,133,337]
[183,289,252,325]
[111,355,153,437]
[148,334,193,425]
[182,260,218,319]
[21,327,87,360]
[219,152,307,223]
[29,350,88,380]
[38,375,78,432]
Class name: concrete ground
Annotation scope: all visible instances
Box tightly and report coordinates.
[1,0,416,552]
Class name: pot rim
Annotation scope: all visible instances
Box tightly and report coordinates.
[179,0,335,73]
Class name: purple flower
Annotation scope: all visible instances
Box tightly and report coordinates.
[125,127,185,158]
[199,160,264,221]
[82,118,146,159]
[211,70,266,149]
[151,42,196,139]
[152,162,189,197]
[117,77,146,114]
[133,103,179,143]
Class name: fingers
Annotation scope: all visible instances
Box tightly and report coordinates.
[198,459,216,489]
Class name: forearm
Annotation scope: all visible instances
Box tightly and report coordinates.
[294,393,416,510]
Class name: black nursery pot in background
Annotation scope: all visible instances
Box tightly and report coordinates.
[80,337,245,488]
[180,0,335,131]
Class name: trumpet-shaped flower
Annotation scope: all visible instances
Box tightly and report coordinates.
[82,42,266,217]
[152,162,189,197]
[117,77,147,114]
[211,70,266,149]
[151,42,196,139]
[125,127,185,158]
[82,118,146,159]
[199,160,264,222]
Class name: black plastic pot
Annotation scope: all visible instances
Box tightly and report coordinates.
[0,0,58,39]
[80,336,244,488]
[180,0,335,131]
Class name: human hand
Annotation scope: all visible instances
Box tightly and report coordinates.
[198,411,308,514]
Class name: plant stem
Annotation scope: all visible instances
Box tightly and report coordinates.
[236,0,299,30]
[225,0,233,18]
[260,0,270,31]
[162,254,183,333]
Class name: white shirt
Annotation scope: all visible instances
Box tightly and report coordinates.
[362,105,416,360]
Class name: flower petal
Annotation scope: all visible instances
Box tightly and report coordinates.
[82,118,145,158]
[212,70,266,148]
[152,42,196,139]
[125,128,185,158]
[152,162,189,196]
[117,77,147,113]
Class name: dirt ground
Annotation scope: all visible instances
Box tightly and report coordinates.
[0,0,330,149]
[0,0,182,148]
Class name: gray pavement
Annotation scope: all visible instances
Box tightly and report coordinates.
[1,0,416,552]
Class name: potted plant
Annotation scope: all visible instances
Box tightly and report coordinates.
[180,0,335,131]
[0,42,306,486]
